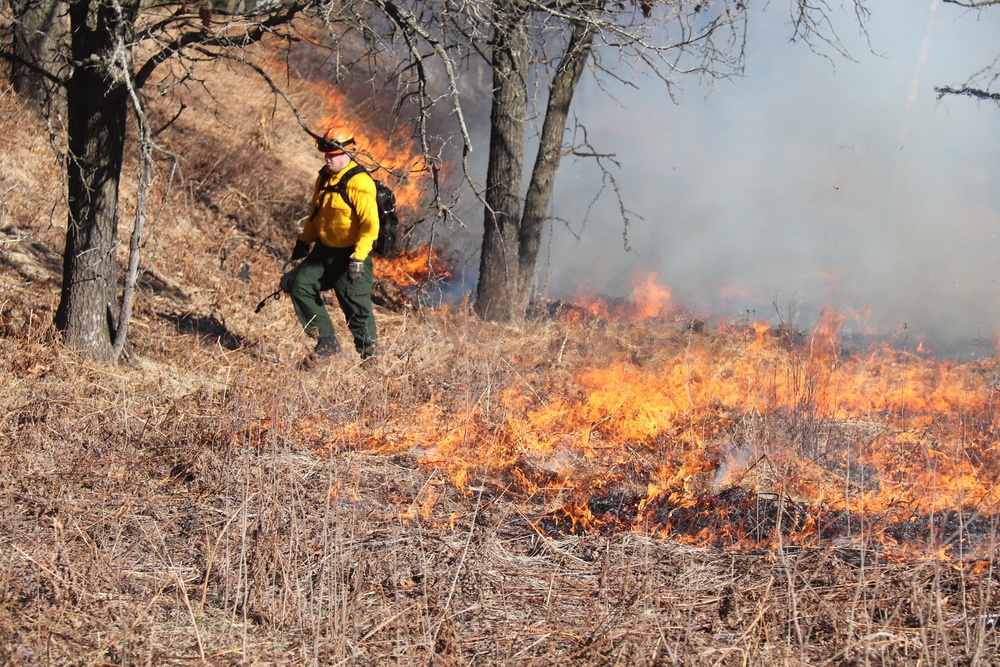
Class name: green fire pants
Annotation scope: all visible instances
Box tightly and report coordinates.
[288,244,377,358]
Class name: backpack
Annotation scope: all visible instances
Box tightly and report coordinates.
[316,165,399,256]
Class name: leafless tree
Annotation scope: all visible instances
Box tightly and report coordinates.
[365,0,751,321]
[1,0,875,359]
[1,0,321,360]
[366,0,874,322]
[6,0,67,113]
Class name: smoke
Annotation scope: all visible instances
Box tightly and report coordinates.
[520,0,1000,358]
[905,0,939,111]
[317,0,1000,360]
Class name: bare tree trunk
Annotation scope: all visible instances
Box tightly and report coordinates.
[516,10,599,314]
[476,6,599,321]
[54,0,138,361]
[474,0,528,322]
[8,0,68,114]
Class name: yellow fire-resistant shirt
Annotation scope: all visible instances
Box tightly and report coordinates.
[298,162,380,261]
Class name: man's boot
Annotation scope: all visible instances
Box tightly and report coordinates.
[315,335,341,357]
[299,335,340,371]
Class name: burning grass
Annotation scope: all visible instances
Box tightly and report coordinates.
[3,70,1000,664]
[4,302,1000,665]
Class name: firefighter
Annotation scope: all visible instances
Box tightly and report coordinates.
[287,127,378,362]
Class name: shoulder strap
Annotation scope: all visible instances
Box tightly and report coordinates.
[324,165,368,208]
[312,165,368,221]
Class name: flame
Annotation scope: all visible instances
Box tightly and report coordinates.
[374,244,453,286]
[273,289,1000,561]
[216,29,1000,562]
[568,273,675,322]
[235,42,1000,559]
[261,299,1000,562]
[631,271,672,319]
[262,33,431,219]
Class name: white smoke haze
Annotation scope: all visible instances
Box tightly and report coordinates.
[451,0,1000,358]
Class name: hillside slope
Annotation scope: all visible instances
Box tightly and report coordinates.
[3,66,1000,665]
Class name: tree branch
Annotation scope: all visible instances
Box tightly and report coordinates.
[0,48,66,85]
[941,0,1000,6]
[935,85,1000,101]
[133,5,305,88]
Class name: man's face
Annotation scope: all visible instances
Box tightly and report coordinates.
[324,151,350,173]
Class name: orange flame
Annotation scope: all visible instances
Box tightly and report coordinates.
[235,56,1000,561]
[261,299,1000,562]
[307,85,427,217]
[239,29,1000,560]
[303,287,1000,557]
[569,273,675,322]
[631,271,672,319]
[374,244,453,286]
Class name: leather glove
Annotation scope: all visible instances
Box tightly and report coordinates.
[290,240,310,262]
[347,259,365,283]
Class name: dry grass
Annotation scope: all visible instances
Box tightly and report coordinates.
[2,65,1000,666]
[3,322,999,665]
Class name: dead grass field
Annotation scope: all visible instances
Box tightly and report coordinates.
[2,58,1000,666]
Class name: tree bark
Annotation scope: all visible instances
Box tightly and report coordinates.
[54,0,138,361]
[9,0,68,114]
[475,6,599,321]
[516,11,599,315]
[474,0,529,322]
